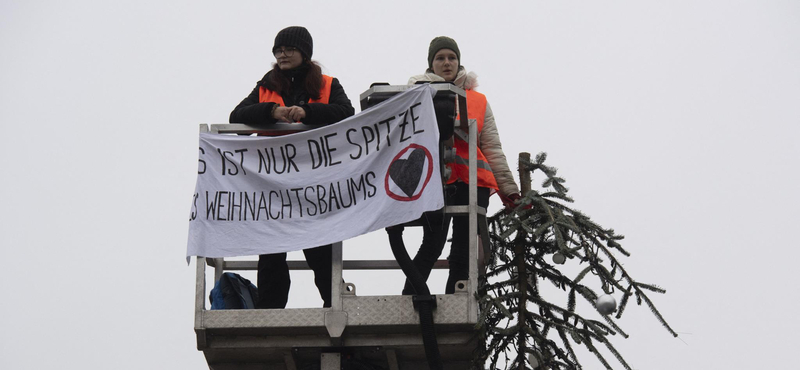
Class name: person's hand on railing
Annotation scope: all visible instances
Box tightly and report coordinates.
[287,106,306,122]
[272,106,291,122]
[272,105,306,123]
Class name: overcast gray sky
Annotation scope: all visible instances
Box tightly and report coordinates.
[2,1,799,369]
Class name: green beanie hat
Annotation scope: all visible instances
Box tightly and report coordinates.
[427,36,460,68]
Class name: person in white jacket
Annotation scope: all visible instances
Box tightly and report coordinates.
[403,36,521,294]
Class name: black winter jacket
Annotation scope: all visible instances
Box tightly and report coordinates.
[229,66,354,125]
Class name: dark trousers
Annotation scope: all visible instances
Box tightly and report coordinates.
[403,182,490,295]
[257,244,333,309]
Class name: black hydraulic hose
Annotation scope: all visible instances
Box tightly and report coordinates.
[386,226,443,370]
[387,226,430,296]
[415,302,440,369]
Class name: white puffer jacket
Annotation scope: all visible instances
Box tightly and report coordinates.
[408,67,520,197]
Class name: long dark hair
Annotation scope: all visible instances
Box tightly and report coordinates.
[266,60,324,100]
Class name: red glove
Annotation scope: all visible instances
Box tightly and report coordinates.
[500,192,522,211]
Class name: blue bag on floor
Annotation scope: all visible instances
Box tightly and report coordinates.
[209,272,258,309]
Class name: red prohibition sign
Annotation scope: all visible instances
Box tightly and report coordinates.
[384,144,434,201]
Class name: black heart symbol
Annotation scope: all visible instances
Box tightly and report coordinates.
[389,148,426,197]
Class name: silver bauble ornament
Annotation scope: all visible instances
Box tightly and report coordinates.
[527,352,540,367]
[595,294,617,315]
[552,252,566,264]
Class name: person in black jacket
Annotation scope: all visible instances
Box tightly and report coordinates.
[229,26,355,309]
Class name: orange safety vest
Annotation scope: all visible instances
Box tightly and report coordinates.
[256,74,333,136]
[258,74,333,105]
[447,89,499,191]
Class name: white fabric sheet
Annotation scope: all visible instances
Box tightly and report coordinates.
[186,85,443,259]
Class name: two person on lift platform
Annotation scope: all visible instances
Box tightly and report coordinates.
[229,26,522,309]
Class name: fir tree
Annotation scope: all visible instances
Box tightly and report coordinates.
[475,152,677,370]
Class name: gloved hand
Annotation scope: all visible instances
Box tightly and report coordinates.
[500,192,529,212]
[500,192,521,210]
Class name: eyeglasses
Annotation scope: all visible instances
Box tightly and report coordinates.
[273,47,297,57]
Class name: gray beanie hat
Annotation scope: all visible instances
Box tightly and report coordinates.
[427,36,460,68]
[273,26,313,59]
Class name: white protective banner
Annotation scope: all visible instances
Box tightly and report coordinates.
[187,85,443,259]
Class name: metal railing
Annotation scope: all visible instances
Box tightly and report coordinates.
[193,83,487,370]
